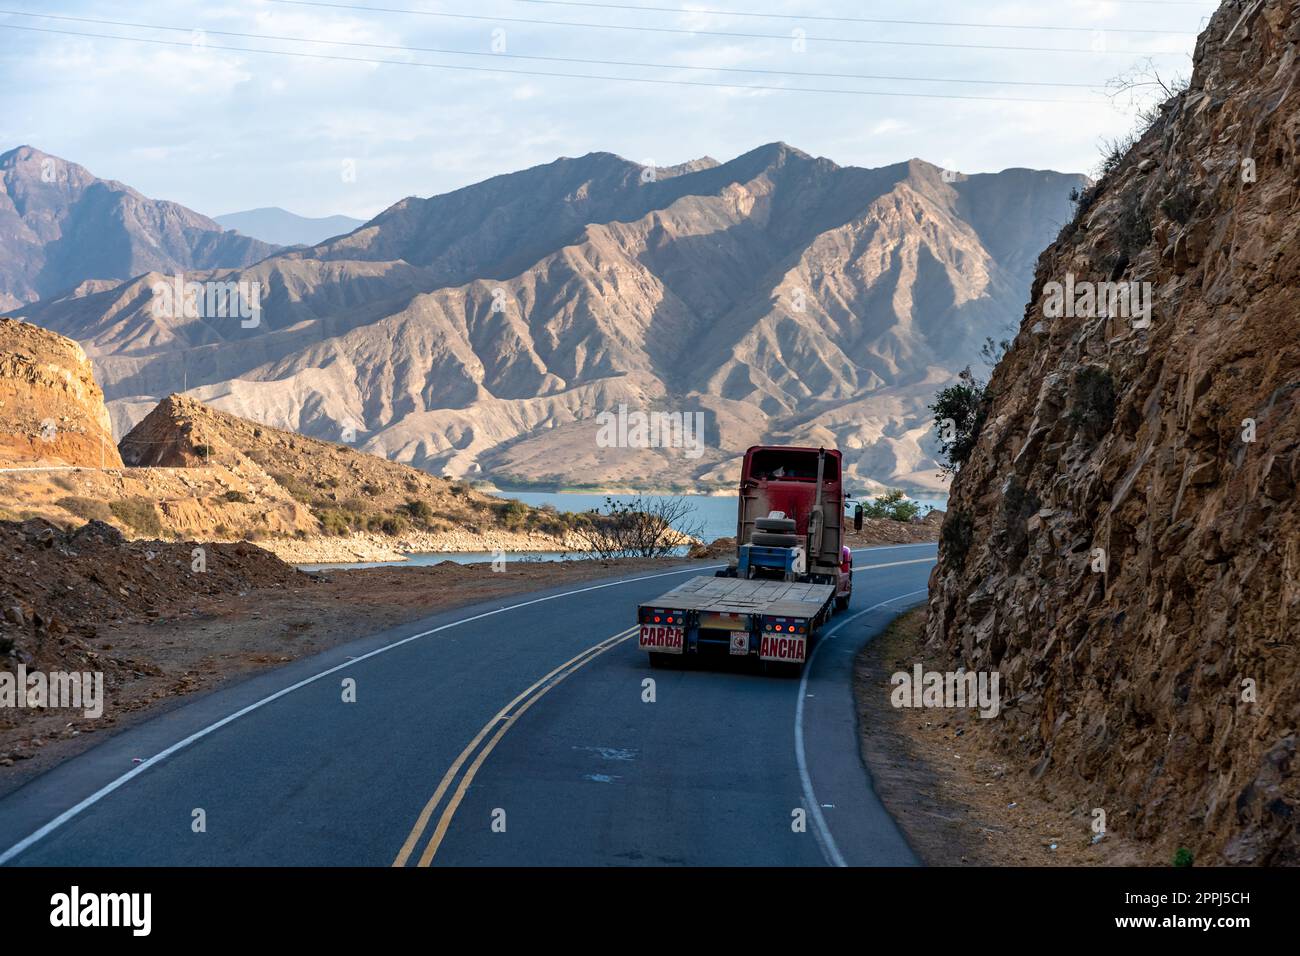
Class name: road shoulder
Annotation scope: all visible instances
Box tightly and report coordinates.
[852,608,1153,866]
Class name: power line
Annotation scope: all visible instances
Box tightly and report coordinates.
[512,0,1200,35]
[0,11,1108,89]
[261,0,1193,56]
[0,24,1101,102]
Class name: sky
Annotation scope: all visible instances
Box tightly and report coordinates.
[0,0,1213,220]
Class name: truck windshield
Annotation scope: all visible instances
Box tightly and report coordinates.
[748,450,839,482]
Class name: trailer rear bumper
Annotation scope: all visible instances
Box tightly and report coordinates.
[637,615,815,663]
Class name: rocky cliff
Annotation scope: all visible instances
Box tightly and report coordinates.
[0,317,123,467]
[927,0,1299,864]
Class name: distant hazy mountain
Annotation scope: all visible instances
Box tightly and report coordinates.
[0,146,278,311]
[215,207,367,247]
[12,144,1086,493]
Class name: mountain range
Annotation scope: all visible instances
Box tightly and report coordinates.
[2,143,1086,493]
[0,146,276,312]
[214,208,367,247]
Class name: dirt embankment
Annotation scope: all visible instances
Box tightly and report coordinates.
[846,510,943,547]
[926,0,1299,865]
[0,513,691,787]
[0,317,122,468]
[855,608,1156,866]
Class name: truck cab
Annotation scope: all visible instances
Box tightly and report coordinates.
[636,445,851,673]
[735,445,846,586]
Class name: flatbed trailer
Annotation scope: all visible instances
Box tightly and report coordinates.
[637,575,836,668]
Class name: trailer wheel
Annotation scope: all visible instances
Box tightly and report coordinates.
[648,652,680,669]
[835,595,850,612]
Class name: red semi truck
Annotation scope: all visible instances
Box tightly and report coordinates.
[637,445,853,672]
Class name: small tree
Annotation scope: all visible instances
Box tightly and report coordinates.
[860,489,921,523]
[930,367,990,477]
[570,496,704,559]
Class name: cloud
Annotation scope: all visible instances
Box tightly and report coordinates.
[0,0,1204,217]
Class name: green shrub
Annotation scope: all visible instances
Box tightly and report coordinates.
[494,498,530,530]
[1069,366,1117,441]
[930,368,990,476]
[1172,847,1194,868]
[380,514,408,536]
[269,471,314,503]
[317,509,352,536]
[1002,477,1042,566]
[860,489,921,523]
[941,511,975,571]
[402,499,435,525]
[57,495,113,523]
[1159,184,1196,225]
[109,497,162,536]
[1115,189,1152,257]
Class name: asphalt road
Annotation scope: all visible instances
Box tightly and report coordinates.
[0,543,935,867]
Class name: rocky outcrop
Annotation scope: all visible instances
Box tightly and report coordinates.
[927,0,1299,864]
[0,317,123,467]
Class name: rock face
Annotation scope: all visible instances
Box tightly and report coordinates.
[0,317,123,467]
[0,146,277,308]
[14,144,1084,493]
[927,0,1299,864]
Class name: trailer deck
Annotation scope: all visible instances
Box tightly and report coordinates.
[636,575,836,665]
[648,576,834,618]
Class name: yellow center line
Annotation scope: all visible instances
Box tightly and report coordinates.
[392,624,640,867]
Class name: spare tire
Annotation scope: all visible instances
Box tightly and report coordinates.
[752,532,800,548]
[755,516,796,533]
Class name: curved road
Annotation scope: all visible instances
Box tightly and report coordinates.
[0,543,935,867]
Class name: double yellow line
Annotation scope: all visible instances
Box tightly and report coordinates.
[392,624,641,867]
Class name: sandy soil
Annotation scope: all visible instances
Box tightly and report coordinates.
[853,607,1158,866]
[0,552,674,794]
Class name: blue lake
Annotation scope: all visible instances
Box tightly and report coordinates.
[297,490,947,571]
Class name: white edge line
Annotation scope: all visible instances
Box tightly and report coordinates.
[1,540,936,864]
[851,557,936,571]
[0,561,727,866]
[794,586,930,868]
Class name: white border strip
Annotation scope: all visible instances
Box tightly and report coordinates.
[1,541,936,865]
[794,585,931,868]
[0,562,725,865]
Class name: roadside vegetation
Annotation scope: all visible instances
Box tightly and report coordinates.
[857,489,924,523]
[569,496,704,559]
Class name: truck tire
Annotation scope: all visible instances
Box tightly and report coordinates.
[754,516,796,533]
[835,594,850,612]
[752,531,800,548]
[648,652,680,669]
